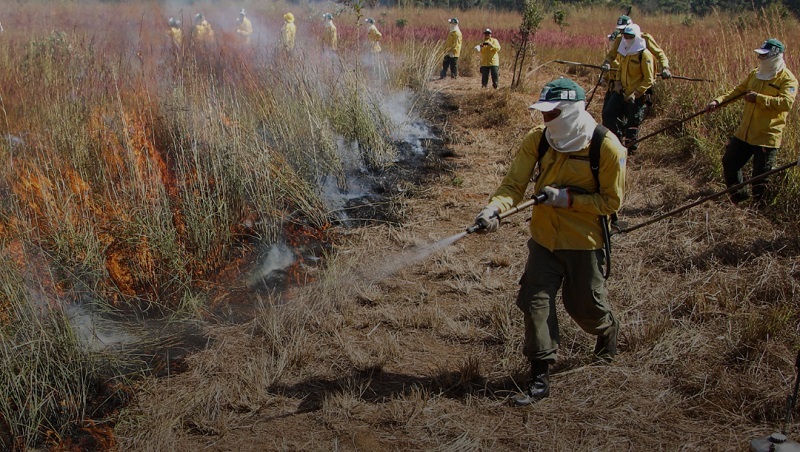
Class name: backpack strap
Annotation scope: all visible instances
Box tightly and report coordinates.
[536,129,549,168]
[588,124,610,192]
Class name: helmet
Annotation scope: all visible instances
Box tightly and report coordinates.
[323,13,333,20]
[483,28,492,34]
[194,13,204,22]
[284,12,294,22]
[239,9,246,16]
[168,17,179,27]
[448,18,459,25]
[366,18,375,24]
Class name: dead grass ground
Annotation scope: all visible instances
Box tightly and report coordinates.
[116,70,800,451]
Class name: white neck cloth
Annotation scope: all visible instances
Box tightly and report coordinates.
[544,101,597,153]
[450,24,459,32]
[618,24,645,56]
[756,54,785,80]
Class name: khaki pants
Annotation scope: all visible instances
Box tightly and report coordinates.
[515,239,617,363]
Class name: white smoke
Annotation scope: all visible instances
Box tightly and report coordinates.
[65,304,137,351]
[381,89,437,154]
[247,242,296,286]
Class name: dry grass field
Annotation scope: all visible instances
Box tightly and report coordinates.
[0,1,799,450]
[115,73,800,450]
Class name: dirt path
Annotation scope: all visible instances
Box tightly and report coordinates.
[117,74,800,451]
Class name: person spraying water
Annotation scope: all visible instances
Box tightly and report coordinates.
[473,77,626,406]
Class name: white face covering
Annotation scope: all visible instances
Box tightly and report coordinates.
[544,101,597,153]
[756,53,785,80]
[618,24,646,56]
[450,24,459,32]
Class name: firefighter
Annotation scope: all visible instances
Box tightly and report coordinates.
[706,38,798,204]
[236,9,252,44]
[280,12,296,52]
[192,13,214,43]
[477,28,500,89]
[366,18,382,54]
[322,13,337,52]
[166,17,182,47]
[601,24,655,153]
[474,78,624,406]
[440,18,462,80]
[601,15,670,79]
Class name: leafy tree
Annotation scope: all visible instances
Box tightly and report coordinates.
[511,0,544,89]
[552,4,569,31]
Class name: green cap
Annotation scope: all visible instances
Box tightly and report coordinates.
[529,78,586,111]
[616,15,632,29]
[754,38,785,56]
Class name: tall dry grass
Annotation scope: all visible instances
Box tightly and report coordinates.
[0,1,444,448]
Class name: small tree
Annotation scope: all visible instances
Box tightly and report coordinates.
[552,4,568,32]
[510,0,544,89]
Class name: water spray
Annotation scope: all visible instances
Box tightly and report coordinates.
[749,349,800,451]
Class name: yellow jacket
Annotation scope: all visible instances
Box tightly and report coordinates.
[281,21,296,50]
[715,68,799,148]
[323,23,337,51]
[604,60,621,82]
[237,17,252,42]
[479,37,500,67]
[368,24,382,53]
[167,27,182,46]
[606,32,669,71]
[444,29,462,58]
[488,126,626,251]
[619,48,655,96]
[194,20,214,42]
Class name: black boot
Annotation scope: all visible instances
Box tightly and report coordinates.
[513,360,550,406]
[594,317,619,361]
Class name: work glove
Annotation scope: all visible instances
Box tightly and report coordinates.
[706,100,719,112]
[600,61,611,72]
[661,67,672,79]
[541,186,572,208]
[473,206,500,233]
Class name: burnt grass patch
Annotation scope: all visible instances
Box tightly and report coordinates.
[334,118,458,229]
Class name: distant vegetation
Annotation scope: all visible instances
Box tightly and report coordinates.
[368,0,800,17]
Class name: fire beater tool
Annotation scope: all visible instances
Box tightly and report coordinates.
[614,160,798,235]
[625,91,746,150]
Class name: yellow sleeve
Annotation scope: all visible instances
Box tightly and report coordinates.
[716,71,753,104]
[758,71,798,112]
[488,130,540,212]
[643,33,669,69]
[637,51,656,94]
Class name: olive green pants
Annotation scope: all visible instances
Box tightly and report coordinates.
[515,239,617,363]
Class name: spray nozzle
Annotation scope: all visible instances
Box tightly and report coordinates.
[466,193,549,234]
[466,223,481,234]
